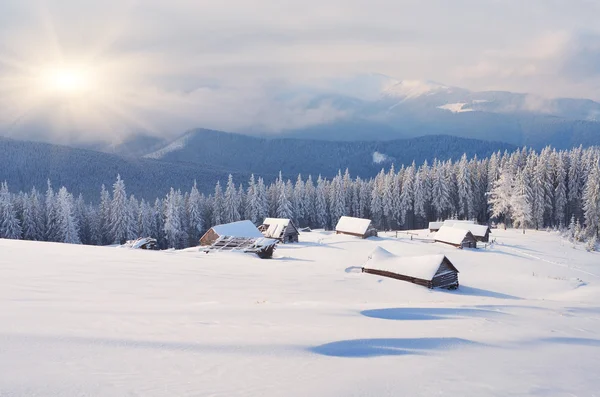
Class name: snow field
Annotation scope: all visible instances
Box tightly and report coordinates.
[1,229,600,396]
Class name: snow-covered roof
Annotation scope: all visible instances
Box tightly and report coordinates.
[261,218,296,239]
[434,226,473,245]
[450,223,490,238]
[364,247,453,281]
[212,221,264,238]
[429,221,443,229]
[335,216,374,235]
[443,219,475,227]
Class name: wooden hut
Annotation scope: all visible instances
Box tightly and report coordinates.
[434,226,477,248]
[450,223,492,242]
[203,236,279,259]
[362,247,459,289]
[428,221,443,232]
[259,218,299,243]
[122,237,158,250]
[199,220,264,246]
[335,216,378,239]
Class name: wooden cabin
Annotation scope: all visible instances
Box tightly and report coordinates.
[450,223,492,242]
[428,221,443,232]
[123,237,158,250]
[434,226,477,248]
[335,216,378,239]
[362,247,459,289]
[199,220,264,246]
[203,235,279,259]
[259,218,299,243]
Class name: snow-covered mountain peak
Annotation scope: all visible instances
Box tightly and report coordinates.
[382,80,451,99]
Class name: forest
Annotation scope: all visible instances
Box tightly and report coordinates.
[1,146,599,250]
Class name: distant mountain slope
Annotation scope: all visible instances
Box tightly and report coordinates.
[0,137,254,201]
[268,76,600,149]
[145,129,516,177]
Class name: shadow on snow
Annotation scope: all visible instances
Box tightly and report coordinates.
[361,307,510,321]
[310,337,482,358]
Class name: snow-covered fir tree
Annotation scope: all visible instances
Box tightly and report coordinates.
[56,187,80,244]
[583,158,600,238]
[109,175,132,244]
[0,182,22,239]
[223,174,241,224]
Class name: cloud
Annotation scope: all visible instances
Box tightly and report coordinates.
[1,0,600,143]
[455,31,600,99]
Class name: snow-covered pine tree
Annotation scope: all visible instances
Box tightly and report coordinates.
[187,181,204,243]
[399,163,415,228]
[45,180,60,242]
[413,166,427,226]
[275,172,293,219]
[245,174,259,224]
[0,182,22,239]
[511,170,532,233]
[285,179,295,219]
[303,175,316,227]
[223,174,240,224]
[431,160,451,220]
[21,191,40,240]
[137,199,152,238]
[329,171,346,228]
[127,195,139,240]
[153,198,165,248]
[350,177,360,218]
[554,152,568,227]
[110,174,130,244]
[583,157,600,238]
[358,178,372,220]
[256,177,269,223]
[55,187,81,244]
[212,181,224,226]
[457,154,473,219]
[163,188,182,248]
[342,169,353,216]
[370,170,385,229]
[568,147,583,222]
[75,194,93,245]
[98,184,112,245]
[488,168,514,227]
[315,175,328,229]
[293,174,305,226]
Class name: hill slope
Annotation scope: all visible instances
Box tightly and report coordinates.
[145,129,516,177]
[0,137,254,201]
[1,229,599,396]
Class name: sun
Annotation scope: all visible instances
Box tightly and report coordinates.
[40,66,93,96]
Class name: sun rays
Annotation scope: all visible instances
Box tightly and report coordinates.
[0,2,164,143]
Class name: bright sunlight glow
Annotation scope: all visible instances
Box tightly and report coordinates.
[40,67,93,95]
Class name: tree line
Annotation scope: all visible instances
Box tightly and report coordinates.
[1,146,599,250]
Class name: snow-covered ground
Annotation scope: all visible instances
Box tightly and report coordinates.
[1,229,600,396]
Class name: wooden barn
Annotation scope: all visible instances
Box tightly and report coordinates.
[362,247,459,289]
[434,226,478,248]
[428,221,443,232]
[335,216,378,239]
[259,218,300,243]
[450,223,492,242]
[199,220,264,246]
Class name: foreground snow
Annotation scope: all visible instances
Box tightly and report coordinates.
[1,229,600,396]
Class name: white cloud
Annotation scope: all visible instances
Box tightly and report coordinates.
[1,0,600,142]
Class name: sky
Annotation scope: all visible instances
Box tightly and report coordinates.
[1,0,600,143]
